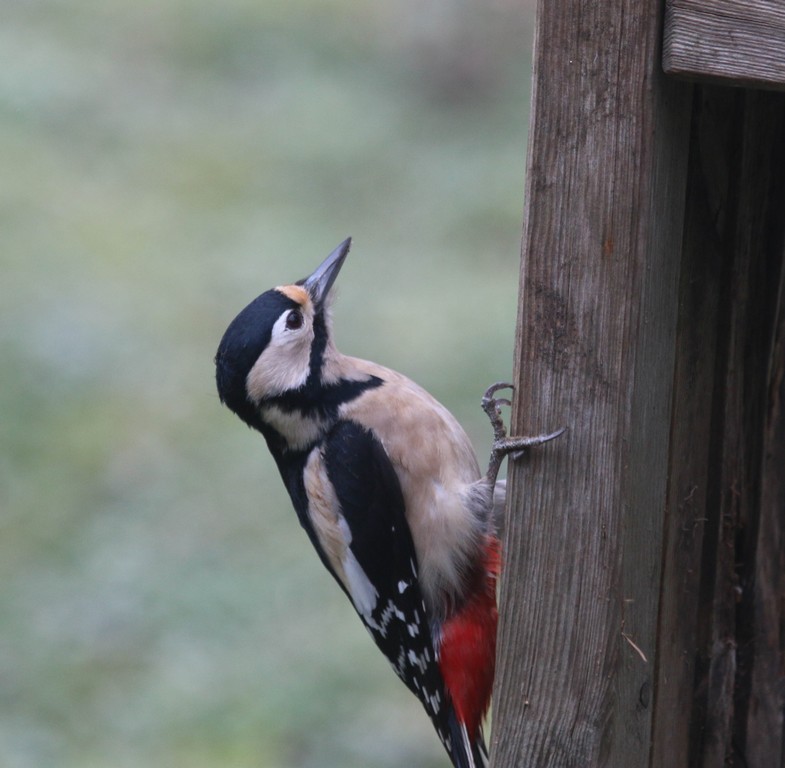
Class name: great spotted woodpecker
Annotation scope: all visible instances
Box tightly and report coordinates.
[215,239,562,768]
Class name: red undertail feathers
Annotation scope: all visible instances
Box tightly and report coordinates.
[438,536,500,738]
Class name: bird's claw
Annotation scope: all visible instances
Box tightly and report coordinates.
[492,427,567,457]
[482,382,515,443]
[482,382,566,489]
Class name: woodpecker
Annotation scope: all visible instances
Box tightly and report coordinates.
[215,239,562,768]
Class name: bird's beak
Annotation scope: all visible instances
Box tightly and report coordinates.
[301,237,352,307]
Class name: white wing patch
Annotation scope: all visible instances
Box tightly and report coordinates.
[304,448,379,620]
[338,518,379,618]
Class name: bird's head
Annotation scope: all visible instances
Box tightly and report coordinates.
[215,237,351,428]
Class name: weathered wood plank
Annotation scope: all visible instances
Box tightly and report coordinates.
[747,232,785,767]
[664,0,785,90]
[489,0,692,764]
[649,87,734,768]
[725,90,785,768]
[643,88,785,768]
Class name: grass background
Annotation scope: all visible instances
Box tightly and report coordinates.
[1,2,535,765]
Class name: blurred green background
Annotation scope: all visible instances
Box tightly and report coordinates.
[1,1,535,766]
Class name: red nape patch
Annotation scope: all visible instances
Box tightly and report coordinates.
[439,537,500,738]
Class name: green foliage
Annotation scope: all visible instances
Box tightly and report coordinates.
[1,1,533,765]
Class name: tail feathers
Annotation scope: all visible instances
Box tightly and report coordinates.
[447,715,489,768]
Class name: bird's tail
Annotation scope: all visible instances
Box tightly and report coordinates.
[447,715,489,768]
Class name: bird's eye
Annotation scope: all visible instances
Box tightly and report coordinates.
[285,309,304,330]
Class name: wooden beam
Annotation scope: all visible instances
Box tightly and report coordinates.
[489,0,693,764]
[664,0,785,90]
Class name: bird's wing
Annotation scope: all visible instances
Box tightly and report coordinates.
[303,418,476,764]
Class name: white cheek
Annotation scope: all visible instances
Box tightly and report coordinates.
[246,313,312,400]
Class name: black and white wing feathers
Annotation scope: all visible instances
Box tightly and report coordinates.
[314,420,469,764]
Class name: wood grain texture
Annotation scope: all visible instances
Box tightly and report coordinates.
[489,0,692,765]
[664,0,785,90]
[719,90,785,768]
[654,88,785,768]
[747,227,785,767]
[649,87,738,768]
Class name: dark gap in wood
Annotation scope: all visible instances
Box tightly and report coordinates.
[685,85,746,767]
[676,86,785,768]
[731,91,785,765]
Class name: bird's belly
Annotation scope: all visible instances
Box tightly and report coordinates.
[403,480,487,617]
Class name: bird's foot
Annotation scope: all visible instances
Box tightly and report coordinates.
[482,382,566,489]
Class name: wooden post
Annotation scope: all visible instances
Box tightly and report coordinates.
[490,0,785,765]
[489,1,693,763]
